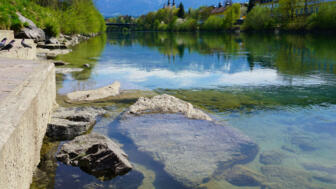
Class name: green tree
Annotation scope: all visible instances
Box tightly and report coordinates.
[177,3,185,18]
[247,0,256,13]
[243,6,274,30]
[278,0,299,20]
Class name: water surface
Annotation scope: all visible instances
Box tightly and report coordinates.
[33,32,336,189]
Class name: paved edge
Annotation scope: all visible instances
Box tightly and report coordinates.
[0,58,55,189]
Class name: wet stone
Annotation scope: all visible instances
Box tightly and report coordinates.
[53,61,69,66]
[125,94,212,121]
[260,166,319,189]
[56,133,133,180]
[302,163,336,175]
[47,107,106,140]
[313,175,336,184]
[220,165,265,187]
[259,151,287,165]
[117,113,258,188]
[290,135,317,152]
[56,68,84,74]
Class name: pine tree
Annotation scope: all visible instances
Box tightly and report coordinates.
[177,2,185,18]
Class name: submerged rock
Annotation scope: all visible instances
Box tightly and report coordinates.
[260,166,320,189]
[56,133,132,180]
[53,61,69,66]
[117,113,258,187]
[47,107,106,140]
[290,134,317,151]
[259,151,287,165]
[66,81,120,103]
[302,162,336,175]
[56,68,84,74]
[313,174,336,184]
[220,165,265,187]
[16,12,46,42]
[126,94,212,121]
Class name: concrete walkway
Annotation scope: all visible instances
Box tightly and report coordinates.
[0,58,55,189]
[0,30,36,60]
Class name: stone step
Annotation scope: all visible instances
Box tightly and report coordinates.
[0,38,36,60]
[0,30,14,41]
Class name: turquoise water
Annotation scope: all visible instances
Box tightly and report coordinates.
[34,32,336,189]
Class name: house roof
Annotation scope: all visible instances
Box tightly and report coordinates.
[211,6,228,14]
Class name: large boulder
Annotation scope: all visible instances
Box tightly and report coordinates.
[16,12,46,42]
[56,133,132,180]
[126,94,212,121]
[117,113,258,187]
[47,107,106,140]
[66,81,121,103]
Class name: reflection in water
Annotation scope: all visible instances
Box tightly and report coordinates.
[56,33,107,88]
[59,32,336,94]
[36,32,336,189]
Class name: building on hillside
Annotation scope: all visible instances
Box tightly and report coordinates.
[211,0,233,14]
[163,0,176,8]
[255,0,336,15]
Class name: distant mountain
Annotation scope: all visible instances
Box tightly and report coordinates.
[95,0,247,17]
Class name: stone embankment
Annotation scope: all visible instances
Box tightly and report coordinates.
[0,30,36,60]
[0,12,97,188]
[0,58,55,189]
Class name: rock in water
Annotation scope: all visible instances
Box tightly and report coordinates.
[259,151,287,165]
[53,61,69,66]
[56,133,132,180]
[66,81,120,103]
[16,12,46,42]
[126,94,212,121]
[46,37,59,44]
[55,68,84,74]
[220,165,265,187]
[117,113,258,187]
[47,107,106,140]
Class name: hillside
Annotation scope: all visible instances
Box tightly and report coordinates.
[0,0,106,36]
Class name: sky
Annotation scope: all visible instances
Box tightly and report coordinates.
[95,0,247,17]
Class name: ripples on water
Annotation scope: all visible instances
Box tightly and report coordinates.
[33,32,336,189]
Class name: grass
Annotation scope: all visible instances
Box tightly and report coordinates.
[0,0,106,36]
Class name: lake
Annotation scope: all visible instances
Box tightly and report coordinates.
[32,32,336,189]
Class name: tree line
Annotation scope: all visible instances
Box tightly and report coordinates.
[107,0,336,32]
[107,3,242,32]
[244,0,336,31]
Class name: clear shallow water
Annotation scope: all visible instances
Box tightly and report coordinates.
[33,32,336,189]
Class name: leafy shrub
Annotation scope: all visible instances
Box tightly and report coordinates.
[243,6,275,31]
[44,18,60,37]
[306,4,336,30]
[0,0,106,36]
[202,16,224,31]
